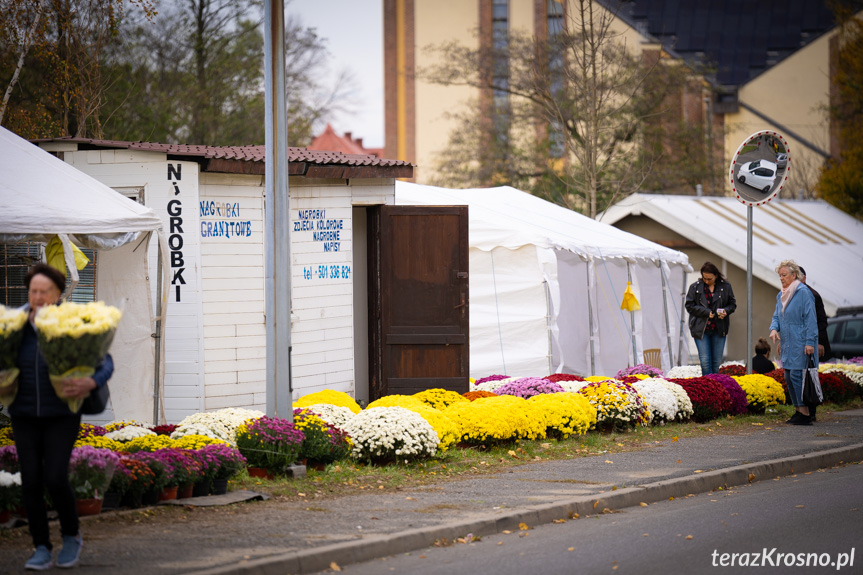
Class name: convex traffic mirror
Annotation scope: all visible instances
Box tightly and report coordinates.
[729,130,790,206]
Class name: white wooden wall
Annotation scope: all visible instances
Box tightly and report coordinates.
[199,173,266,412]
[41,142,397,419]
[48,147,206,423]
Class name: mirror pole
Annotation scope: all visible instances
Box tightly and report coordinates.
[746,206,753,375]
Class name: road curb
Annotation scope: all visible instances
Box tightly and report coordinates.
[188,443,863,575]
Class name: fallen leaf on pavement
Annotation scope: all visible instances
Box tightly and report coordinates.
[593,500,600,509]
[568,547,575,552]
[694,470,703,473]
[643,533,649,537]
[672,436,679,442]
[796,505,805,508]
[639,502,648,507]
[502,530,512,534]
[330,562,341,572]
[553,519,566,524]
[685,535,693,540]
[748,473,756,483]
[519,522,530,531]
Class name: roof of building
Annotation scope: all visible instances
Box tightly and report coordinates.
[612,0,838,89]
[308,124,384,157]
[32,136,412,179]
[599,193,863,315]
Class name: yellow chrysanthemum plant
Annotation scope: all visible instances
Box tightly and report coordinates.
[0,304,28,407]
[412,388,470,411]
[444,395,546,446]
[732,374,785,414]
[34,301,122,413]
[367,395,460,452]
[527,392,597,439]
[293,389,362,414]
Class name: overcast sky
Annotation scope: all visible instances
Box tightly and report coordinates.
[287,1,384,148]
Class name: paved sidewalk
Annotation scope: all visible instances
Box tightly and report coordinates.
[2,410,862,574]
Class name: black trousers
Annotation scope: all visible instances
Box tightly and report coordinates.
[11,414,81,549]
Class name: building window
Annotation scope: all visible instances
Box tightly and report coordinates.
[0,241,98,307]
[492,0,509,110]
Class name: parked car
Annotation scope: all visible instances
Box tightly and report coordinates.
[737,160,777,192]
[775,153,787,170]
[827,311,863,360]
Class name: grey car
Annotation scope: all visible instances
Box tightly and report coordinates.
[776,153,787,170]
[827,312,863,360]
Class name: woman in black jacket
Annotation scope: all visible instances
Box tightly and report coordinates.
[9,263,113,570]
[685,262,737,375]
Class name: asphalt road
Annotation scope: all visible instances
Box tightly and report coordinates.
[329,462,863,575]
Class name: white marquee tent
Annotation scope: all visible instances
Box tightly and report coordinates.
[395,182,692,377]
[0,126,169,422]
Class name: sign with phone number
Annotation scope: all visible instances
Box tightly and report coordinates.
[303,264,351,281]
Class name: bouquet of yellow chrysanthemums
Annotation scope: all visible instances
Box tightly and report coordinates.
[0,304,28,407]
[34,301,122,413]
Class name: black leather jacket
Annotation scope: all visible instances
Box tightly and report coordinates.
[685,278,737,339]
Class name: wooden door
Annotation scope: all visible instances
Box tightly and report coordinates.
[368,205,469,400]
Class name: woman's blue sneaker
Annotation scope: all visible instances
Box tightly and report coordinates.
[24,545,53,571]
[56,534,82,568]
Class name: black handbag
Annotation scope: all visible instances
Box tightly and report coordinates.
[802,355,823,406]
[81,383,110,415]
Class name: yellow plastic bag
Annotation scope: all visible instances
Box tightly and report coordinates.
[620,281,641,312]
[45,235,89,275]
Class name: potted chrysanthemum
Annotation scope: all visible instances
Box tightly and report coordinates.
[0,305,26,408]
[236,416,304,478]
[293,408,352,469]
[0,469,22,523]
[197,443,246,494]
[68,446,120,515]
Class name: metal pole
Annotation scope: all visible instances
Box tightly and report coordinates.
[659,260,674,371]
[678,271,687,366]
[627,262,637,366]
[543,280,553,376]
[747,206,753,374]
[265,0,292,419]
[587,261,596,375]
[154,238,162,424]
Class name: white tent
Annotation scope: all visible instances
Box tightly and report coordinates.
[0,126,169,423]
[395,182,692,378]
[600,193,863,316]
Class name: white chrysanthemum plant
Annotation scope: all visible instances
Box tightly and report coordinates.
[171,407,265,445]
[470,377,517,393]
[632,378,679,424]
[300,403,355,430]
[105,425,155,442]
[343,406,439,464]
[557,380,590,393]
[666,365,702,379]
[656,379,694,421]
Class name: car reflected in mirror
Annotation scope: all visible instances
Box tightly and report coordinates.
[731,132,789,204]
[737,159,777,193]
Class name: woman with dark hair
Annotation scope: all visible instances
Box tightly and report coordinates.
[8,263,114,570]
[685,261,737,375]
[752,338,775,374]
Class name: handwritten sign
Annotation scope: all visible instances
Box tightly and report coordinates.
[200,201,252,238]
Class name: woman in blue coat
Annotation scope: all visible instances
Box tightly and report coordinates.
[769,260,818,425]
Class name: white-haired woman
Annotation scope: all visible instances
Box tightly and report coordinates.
[768,260,818,425]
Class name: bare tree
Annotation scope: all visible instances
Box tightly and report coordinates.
[424,0,701,217]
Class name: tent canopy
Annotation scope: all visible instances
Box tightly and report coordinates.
[0,127,162,246]
[0,126,167,423]
[396,183,690,266]
[395,182,691,378]
[600,193,863,316]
